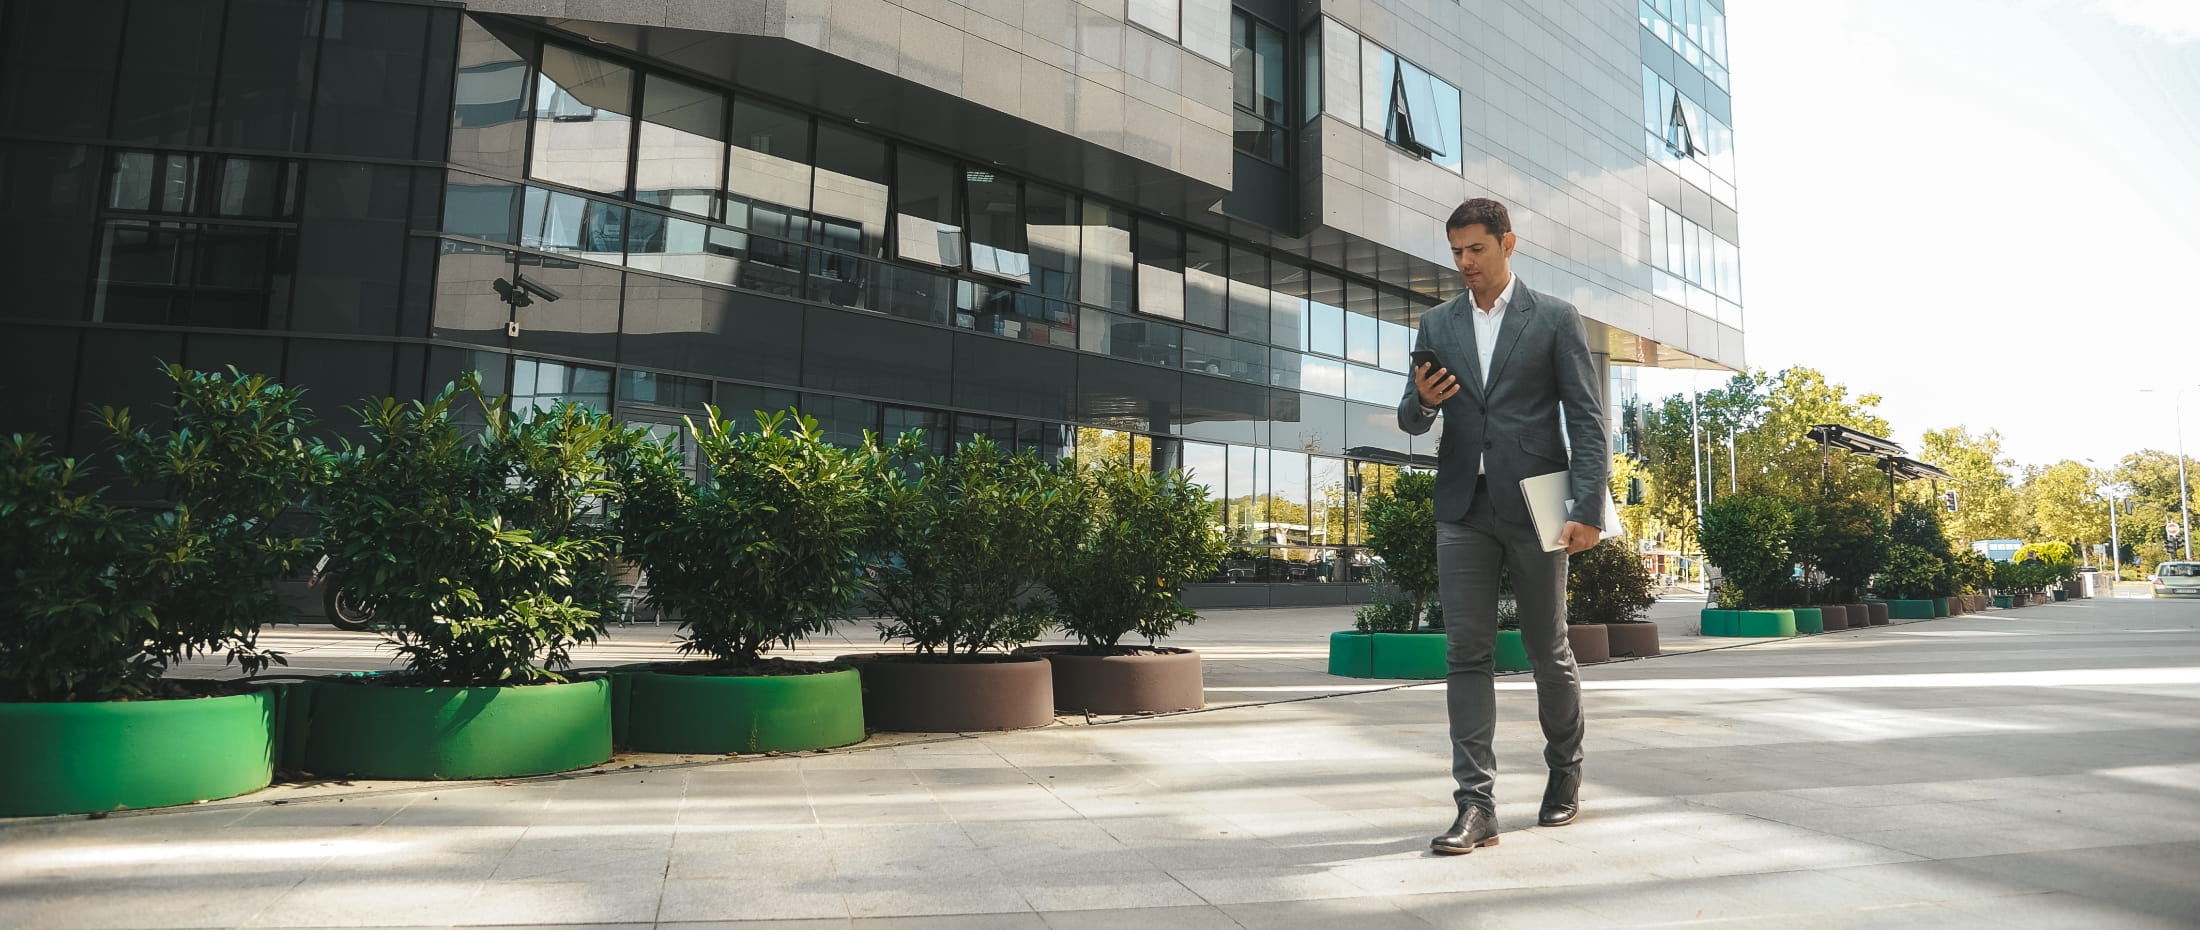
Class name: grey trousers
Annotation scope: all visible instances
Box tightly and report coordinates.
[1437,483,1585,812]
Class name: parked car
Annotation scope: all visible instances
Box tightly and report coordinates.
[2152,561,2200,598]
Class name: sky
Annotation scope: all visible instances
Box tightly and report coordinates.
[1632,0,2200,474]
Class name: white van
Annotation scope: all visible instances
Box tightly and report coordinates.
[2152,562,2200,598]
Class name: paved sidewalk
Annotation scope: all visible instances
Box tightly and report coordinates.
[6,597,2199,928]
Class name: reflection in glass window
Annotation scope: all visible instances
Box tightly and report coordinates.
[1226,444,1261,551]
[1127,0,1181,41]
[1136,219,1184,321]
[1026,185,1079,300]
[893,147,962,269]
[1305,271,1345,357]
[1080,308,1182,367]
[725,98,813,240]
[511,357,612,413]
[625,213,736,283]
[1183,330,1267,384]
[521,186,627,261]
[1378,289,1411,372]
[1079,202,1135,312]
[444,174,519,243]
[1345,365,1405,405]
[1299,355,1347,398]
[1344,280,1379,366]
[1226,246,1270,343]
[109,152,157,211]
[635,75,723,218]
[530,45,633,196]
[620,370,711,410]
[216,157,292,218]
[1184,232,1227,331]
[1310,456,1346,548]
[450,19,532,175]
[1075,426,1133,466]
[966,169,1029,282]
[1268,450,1310,557]
[811,122,888,257]
[1230,11,1287,161]
[1180,440,1228,530]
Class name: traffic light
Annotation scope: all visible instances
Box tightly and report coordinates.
[1943,489,1958,513]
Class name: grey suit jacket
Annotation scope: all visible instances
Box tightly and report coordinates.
[1396,282,1609,528]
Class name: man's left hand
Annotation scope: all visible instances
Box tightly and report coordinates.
[1557,521,1601,555]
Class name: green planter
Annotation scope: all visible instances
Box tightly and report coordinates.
[1701,609,1796,637]
[614,664,864,754]
[1993,594,2013,609]
[293,674,612,780]
[1792,607,1824,635]
[1369,631,1448,679]
[2053,588,2069,602]
[0,689,277,817]
[1495,628,1531,672]
[1885,599,1936,620]
[1932,597,1952,617]
[1327,631,1373,678]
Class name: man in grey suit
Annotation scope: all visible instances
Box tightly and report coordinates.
[1397,198,1608,855]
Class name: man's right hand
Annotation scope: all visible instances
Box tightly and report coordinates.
[1414,362,1461,408]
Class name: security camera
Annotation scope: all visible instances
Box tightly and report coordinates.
[514,273,564,302]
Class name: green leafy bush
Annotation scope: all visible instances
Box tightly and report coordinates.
[319,377,636,685]
[1362,471,1438,631]
[1567,538,1656,624]
[613,409,879,667]
[1698,495,1794,608]
[1876,543,1946,600]
[1813,498,1890,603]
[1,366,327,702]
[1048,457,1227,650]
[869,435,1087,656]
[1890,501,1959,597]
[1949,549,1993,595]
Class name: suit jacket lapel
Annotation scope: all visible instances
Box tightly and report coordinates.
[1484,284,1534,391]
[1446,298,1487,401]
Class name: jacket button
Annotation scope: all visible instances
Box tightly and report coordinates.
[1483,441,1493,449]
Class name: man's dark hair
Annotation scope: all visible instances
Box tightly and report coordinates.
[1445,198,1511,237]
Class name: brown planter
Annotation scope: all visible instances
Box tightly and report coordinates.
[1566,624,1610,664]
[1019,646,1204,715]
[1817,605,1850,631]
[1854,602,1889,626]
[1604,621,1660,657]
[841,654,1054,732]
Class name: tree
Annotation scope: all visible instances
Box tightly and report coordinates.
[1918,426,2030,544]
[1361,471,1439,631]
[1697,495,1794,609]
[2022,460,2110,556]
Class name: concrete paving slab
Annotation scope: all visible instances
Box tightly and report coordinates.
[7,596,2200,928]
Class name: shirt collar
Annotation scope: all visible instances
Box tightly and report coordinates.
[1474,275,1519,317]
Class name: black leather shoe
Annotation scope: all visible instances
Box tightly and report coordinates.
[1539,770,1581,827]
[1430,805,1500,855]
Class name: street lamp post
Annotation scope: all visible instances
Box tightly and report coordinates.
[2096,482,2131,584]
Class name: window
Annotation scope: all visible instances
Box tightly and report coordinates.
[965,169,1028,282]
[1356,36,1459,171]
[1183,232,1227,331]
[1079,202,1135,312]
[530,45,633,197]
[1026,185,1079,300]
[1135,219,1184,321]
[635,75,724,219]
[512,357,611,413]
[1231,11,1287,162]
[811,122,888,256]
[893,147,962,269]
[1127,0,1181,41]
[725,98,813,240]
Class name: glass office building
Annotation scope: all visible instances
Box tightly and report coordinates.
[0,0,1741,605]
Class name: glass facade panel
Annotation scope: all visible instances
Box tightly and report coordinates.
[1343,280,1379,366]
[449,18,531,175]
[512,356,612,412]
[725,98,813,239]
[1305,271,1344,357]
[530,45,634,196]
[310,0,433,160]
[292,162,410,335]
[966,170,1028,282]
[111,0,221,146]
[212,0,318,152]
[1135,218,1184,321]
[1182,330,1267,384]
[1079,201,1135,312]
[1026,185,1079,301]
[635,74,724,218]
[811,121,888,257]
[893,147,962,269]
[521,186,627,262]
[507,253,621,363]
[1183,232,1228,332]
[621,275,801,384]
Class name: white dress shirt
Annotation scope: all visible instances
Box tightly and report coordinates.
[1424,275,1518,474]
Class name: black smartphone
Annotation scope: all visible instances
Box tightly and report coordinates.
[1409,349,1442,374]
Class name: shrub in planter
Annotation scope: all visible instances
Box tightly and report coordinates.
[860,435,1086,731]
[1698,496,1794,608]
[1875,542,1946,618]
[607,409,877,752]
[1,366,328,814]
[1569,537,1657,658]
[1815,499,1890,605]
[1034,458,1227,711]
[1339,471,1444,678]
[304,377,637,777]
